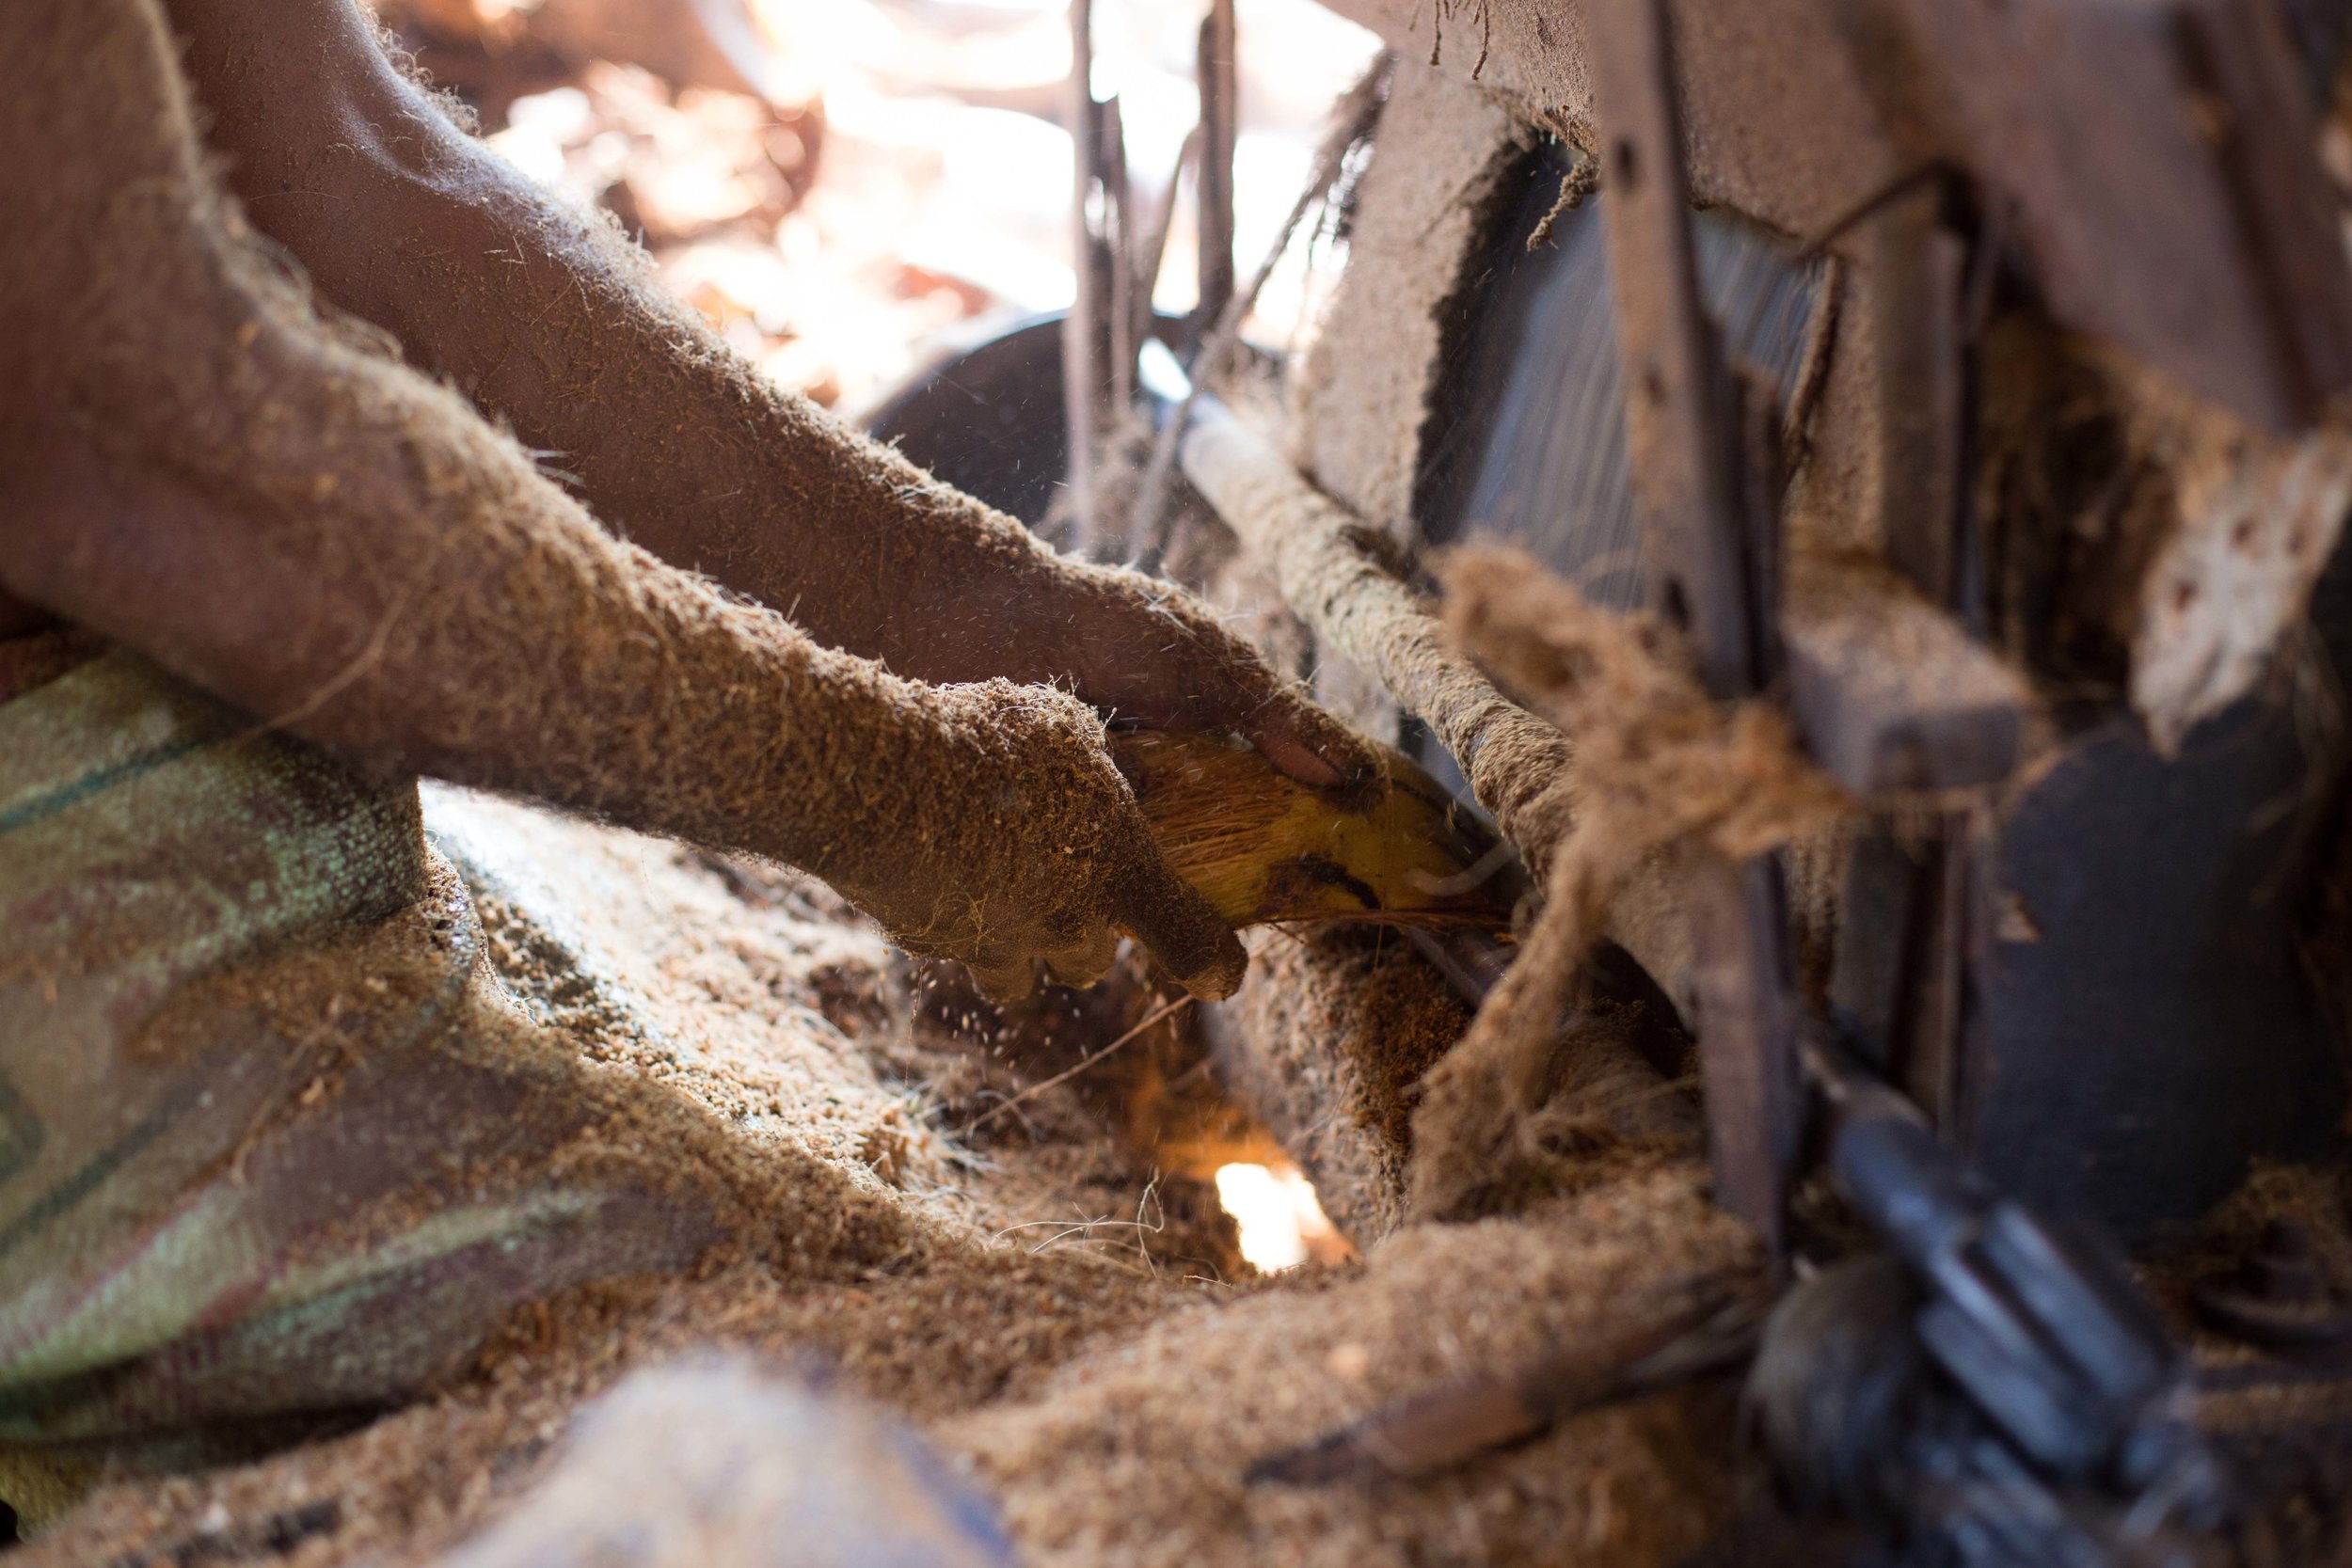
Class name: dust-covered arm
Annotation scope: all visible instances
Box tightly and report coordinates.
[0,0,1244,1000]
[157,0,1369,793]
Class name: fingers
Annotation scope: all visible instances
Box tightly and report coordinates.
[1238,685,1382,800]
[1133,591,1376,796]
[1108,850,1248,1001]
[1041,926,1121,990]
[964,955,1039,1006]
[1059,570,1380,796]
[964,928,1120,1002]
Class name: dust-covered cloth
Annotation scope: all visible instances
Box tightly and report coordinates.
[0,644,725,1447]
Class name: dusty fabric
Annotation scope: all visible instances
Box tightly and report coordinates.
[0,654,814,1446]
[1411,549,1845,1220]
[10,776,1762,1568]
[0,760,1201,1548]
[0,621,1745,1566]
[0,628,100,705]
[21,1153,1751,1568]
[437,1359,1013,1568]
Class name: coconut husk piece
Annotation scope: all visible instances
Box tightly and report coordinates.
[1113,728,1524,933]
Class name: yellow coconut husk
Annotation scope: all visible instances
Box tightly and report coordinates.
[1111,729,1526,932]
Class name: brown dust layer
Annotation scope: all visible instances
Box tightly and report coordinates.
[13,796,1754,1568]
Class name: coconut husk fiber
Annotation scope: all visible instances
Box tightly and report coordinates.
[1410,548,1845,1221]
[1208,927,1472,1246]
[13,789,1756,1568]
[1211,926,1703,1249]
[1290,51,1529,544]
[1969,309,2352,754]
[1175,377,1726,1033]
[944,1162,1756,1568]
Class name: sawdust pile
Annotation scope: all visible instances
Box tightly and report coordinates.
[13,789,1749,1568]
[946,1163,1756,1568]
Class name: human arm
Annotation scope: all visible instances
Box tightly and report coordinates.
[159,0,1370,791]
[0,0,1243,998]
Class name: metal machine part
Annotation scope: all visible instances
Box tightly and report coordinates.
[1743,1043,2233,1568]
[862,311,1073,531]
[1391,131,2349,1243]
[1754,1257,2220,1568]
[1416,139,1823,611]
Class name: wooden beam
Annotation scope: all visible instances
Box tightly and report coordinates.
[1317,0,2352,435]
[1588,0,1802,1255]
[1781,560,2025,796]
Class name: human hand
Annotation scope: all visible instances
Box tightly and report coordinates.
[964,555,1377,796]
[810,678,1248,1003]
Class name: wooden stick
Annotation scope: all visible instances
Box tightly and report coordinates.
[1251,1275,1760,1483]
[1063,0,1102,548]
[1129,55,1391,569]
[1194,0,1238,336]
[1104,93,1136,426]
[1133,123,1199,358]
[1589,0,1799,1257]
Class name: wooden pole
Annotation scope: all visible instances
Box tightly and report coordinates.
[1588,0,1801,1258]
[1063,0,1103,548]
[1193,0,1238,339]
